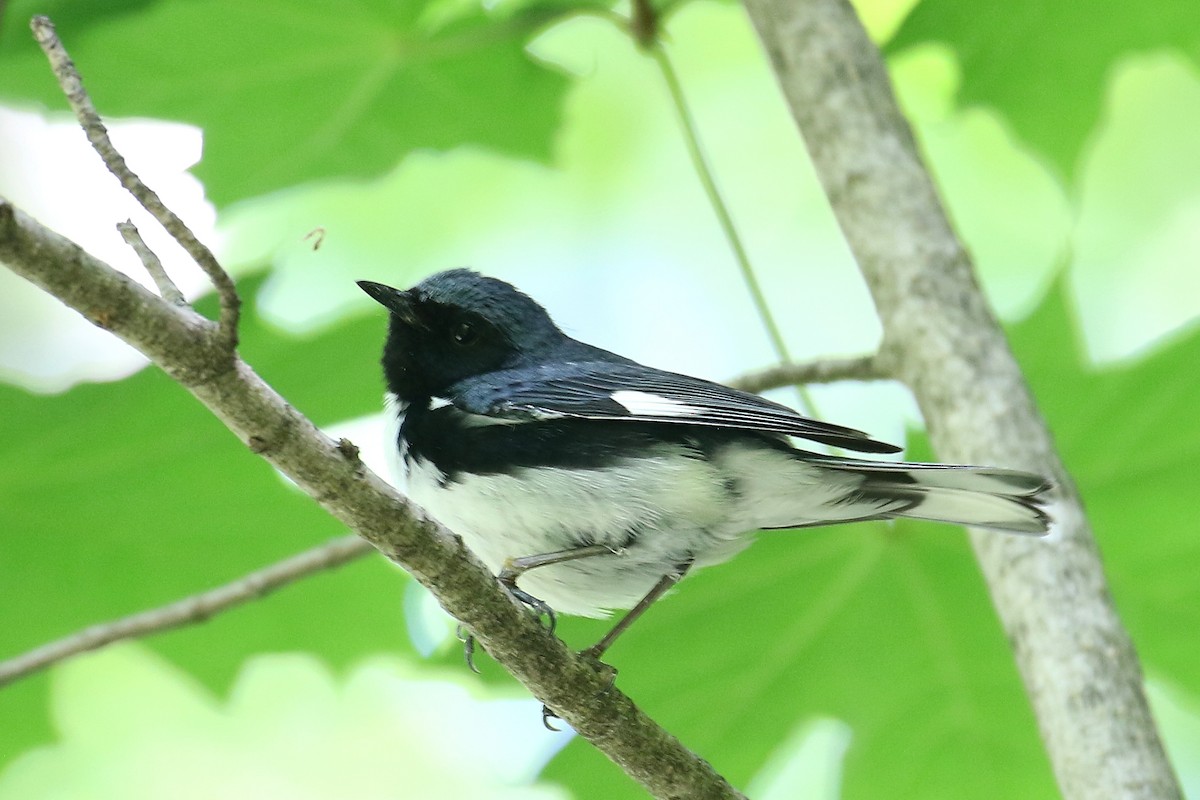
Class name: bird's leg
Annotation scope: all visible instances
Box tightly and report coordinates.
[497,544,615,633]
[459,543,616,672]
[581,558,694,662]
[542,559,695,730]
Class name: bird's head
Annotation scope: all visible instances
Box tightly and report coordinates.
[358,269,565,400]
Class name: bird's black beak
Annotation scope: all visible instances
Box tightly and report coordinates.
[357,280,419,326]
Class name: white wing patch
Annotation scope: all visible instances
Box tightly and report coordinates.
[458,412,526,428]
[611,390,703,418]
[431,395,528,426]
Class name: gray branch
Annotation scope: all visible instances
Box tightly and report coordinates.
[741,0,1182,797]
[117,220,186,305]
[729,354,884,394]
[0,198,744,800]
[0,535,372,688]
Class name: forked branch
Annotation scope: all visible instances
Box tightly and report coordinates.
[30,15,240,346]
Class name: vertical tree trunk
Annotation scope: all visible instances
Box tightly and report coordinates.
[740,0,1182,797]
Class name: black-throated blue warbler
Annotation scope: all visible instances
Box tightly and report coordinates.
[359,269,1050,658]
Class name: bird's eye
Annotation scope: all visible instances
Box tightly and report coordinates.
[451,320,478,346]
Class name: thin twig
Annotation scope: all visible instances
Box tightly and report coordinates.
[29,15,240,347]
[0,534,372,688]
[729,354,885,394]
[117,220,186,305]
[648,42,820,417]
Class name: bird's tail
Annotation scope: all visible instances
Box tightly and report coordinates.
[814,457,1053,535]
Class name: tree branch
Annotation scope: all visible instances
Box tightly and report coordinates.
[0,197,744,800]
[728,354,884,394]
[741,0,1182,797]
[0,535,372,689]
[29,16,239,346]
[117,220,186,305]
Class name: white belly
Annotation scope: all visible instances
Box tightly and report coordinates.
[383,396,853,618]
[405,447,752,617]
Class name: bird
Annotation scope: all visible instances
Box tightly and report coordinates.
[358,269,1051,660]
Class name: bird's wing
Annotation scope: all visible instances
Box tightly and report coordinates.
[450,361,900,454]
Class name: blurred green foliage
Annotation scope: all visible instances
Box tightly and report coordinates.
[1,0,1199,798]
[0,0,573,204]
[888,0,1200,181]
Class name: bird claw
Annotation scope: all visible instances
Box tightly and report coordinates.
[541,704,562,731]
[502,582,557,634]
[456,624,481,674]
[538,654,618,731]
[580,650,620,695]
[454,583,557,674]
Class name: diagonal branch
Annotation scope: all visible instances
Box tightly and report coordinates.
[741,0,1181,797]
[0,535,372,689]
[30,16,240,347]
[0,197,744,800]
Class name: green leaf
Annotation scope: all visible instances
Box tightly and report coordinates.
[0,0,571,205]
[0,276,412,766]
[887,0,1200,180]
[1007,279,1200,692]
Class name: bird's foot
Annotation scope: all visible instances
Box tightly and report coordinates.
[580,649,620,695]
[497,572,557,634]
[541,704,563,731]
[456,582,557,674]
[456,624,482,674]
[539,652,619,731]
